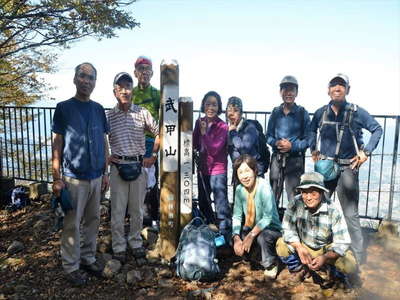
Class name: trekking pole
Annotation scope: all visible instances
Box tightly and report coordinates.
[194,150,217,225]
[275,153,287,206]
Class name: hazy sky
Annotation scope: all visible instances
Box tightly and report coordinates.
[42,0,400,115]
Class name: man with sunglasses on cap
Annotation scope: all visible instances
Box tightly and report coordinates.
[266,75,311,207]
[132,56,161,230]
[107,72,159,264]
[276,172,358,287]
[52,62,109,286]
[310,74,382,265]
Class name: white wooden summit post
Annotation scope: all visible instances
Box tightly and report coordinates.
[179,97,193,230]
[149,60,194,261]
[157,59,180,260]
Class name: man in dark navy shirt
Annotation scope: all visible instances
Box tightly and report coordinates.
[266,76,311,206]
[310,73,382,265]
[52,62,109,286]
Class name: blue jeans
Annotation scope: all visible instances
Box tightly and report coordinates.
[198,173,231,238]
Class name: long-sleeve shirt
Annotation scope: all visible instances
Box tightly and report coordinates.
[106,104,159,157]
[266,103,311,155]
[310,100,382,159]
[193,117,228,176]
[282,194,351,256]
[232,178,282,236]
[228,118,266,176]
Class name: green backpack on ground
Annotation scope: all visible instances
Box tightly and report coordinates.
[175,217,220,281]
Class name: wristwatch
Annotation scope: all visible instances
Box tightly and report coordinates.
[152,152,158,158]
[363,150,371,157]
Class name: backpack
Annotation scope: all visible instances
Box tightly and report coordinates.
[6,186,30,212]
[244,119,271,173]
[175,217,220,281]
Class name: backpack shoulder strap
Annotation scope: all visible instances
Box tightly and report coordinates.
[316,105,329,152]
[318,105,329,129]
[345,102,360,155]
[297,105,306,136]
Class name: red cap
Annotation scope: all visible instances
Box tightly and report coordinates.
[134,56,152,68]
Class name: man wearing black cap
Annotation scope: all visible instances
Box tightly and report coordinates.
[310,73,382,265]
[132,56,161,229]
[52,62,109,286]
[266,75,311,206]
[106,72,159,263]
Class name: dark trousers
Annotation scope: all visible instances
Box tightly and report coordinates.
[269,153,304,206]
[198,173,232,238]
[241,226,282,268]
[325,165,364,264]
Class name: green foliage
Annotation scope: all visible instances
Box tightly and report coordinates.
[0,0,139,106]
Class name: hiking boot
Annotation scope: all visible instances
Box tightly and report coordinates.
[81,260,104,277]
[264,264,279,280]
[113,251,127,264]
[290,266,310,283]
[348,272,362,288]
[131,247,146,259]
[65,270,88,287]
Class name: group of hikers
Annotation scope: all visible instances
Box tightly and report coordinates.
[51,56,383,289]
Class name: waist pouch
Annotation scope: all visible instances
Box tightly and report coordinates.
[314,159,340,182]
[114,162,142,181]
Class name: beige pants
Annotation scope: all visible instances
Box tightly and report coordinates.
[276,237,358,274]
[110,164,147,253]
[61,176,102,273]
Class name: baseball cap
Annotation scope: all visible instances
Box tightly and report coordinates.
[280,75,298,88]
[296,172,329,193]
[113,72,133,85]
[329,73,349,87]
[134,56,152,68]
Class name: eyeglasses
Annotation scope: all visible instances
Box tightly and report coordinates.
[136,66,152,73]
[329,80,347,88]
[114,86,132,92]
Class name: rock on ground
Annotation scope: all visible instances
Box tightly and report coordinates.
[102,259,121,278]
[7,241,24,255]
[126,270,142,284]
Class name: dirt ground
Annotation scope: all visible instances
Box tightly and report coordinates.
[0,197,399,300]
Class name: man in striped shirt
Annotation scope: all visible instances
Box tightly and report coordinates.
[106,72,159,263]
[276,172,358,285]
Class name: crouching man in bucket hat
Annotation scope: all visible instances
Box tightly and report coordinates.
[276,172,360,288]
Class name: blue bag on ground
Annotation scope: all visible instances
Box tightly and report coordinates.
[175,217,220,281]
[6,186,30,212]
